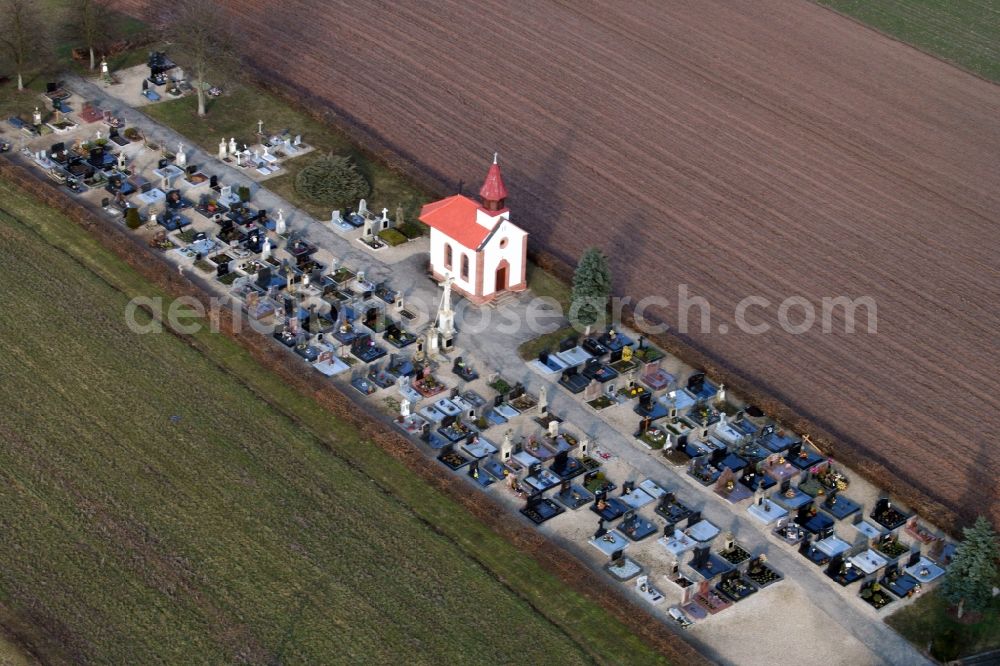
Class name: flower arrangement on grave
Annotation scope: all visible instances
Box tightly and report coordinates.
[148,231,175,250]
[875,535,909,559]
[645,428,666,446]
[725,479,735,492]
[860,582,891,609]
[817,463,849,491]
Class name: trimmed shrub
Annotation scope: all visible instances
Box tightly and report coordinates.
[124,207,141,229]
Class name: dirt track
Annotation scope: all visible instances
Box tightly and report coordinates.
[110,0,1000,525]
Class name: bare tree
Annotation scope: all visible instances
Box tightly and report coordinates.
[0,0,47,90]
[79,0,107,71]
[163,0,235,117]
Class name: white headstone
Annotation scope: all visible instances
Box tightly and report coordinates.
[358,198,368,216]
[218,138,227,160]
[293,134,302,146]
[331,209,341,223]
[275,211,286,235]
[220,184,232,203]
[95,129,102,141]
[101,58,109,75]
[32,107,41,125]
[362,216,373,238]
[257,119,264,135]
[229,137,237,155]
[548,420,559,437]
[117,151,127,170]
[148,211,157,226]
[501,430,513,461]
[400,398,411,418]
[381,207,389,222]
[260,236,271,260]
[538,385,548,411]
[175,144,186,167]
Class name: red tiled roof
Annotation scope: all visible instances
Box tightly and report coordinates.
[479,161,508,202]
[419,194,496,249]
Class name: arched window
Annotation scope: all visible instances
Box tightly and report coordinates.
[444,243,453,270]
[460,254,469,280]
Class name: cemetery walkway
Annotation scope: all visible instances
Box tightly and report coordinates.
[65,74,933,666]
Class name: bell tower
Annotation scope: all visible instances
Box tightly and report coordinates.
[479,152,508,212]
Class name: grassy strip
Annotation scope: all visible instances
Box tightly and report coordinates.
[0,176,674,663]
[815,0,1000,82]
[886,590,1000,662]
[518,325,579,361]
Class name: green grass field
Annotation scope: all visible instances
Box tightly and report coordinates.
[0,178,669,664]
[815,0,1000,82]
[886,590,1000,661]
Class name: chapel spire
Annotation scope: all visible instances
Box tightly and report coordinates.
[479,152,508,212]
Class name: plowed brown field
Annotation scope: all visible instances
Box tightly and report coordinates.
[111,0,1000,525]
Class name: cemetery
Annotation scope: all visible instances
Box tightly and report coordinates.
[0,50,969,666]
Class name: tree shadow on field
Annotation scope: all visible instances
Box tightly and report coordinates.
[523,126,575,253]
[956,418,998,529]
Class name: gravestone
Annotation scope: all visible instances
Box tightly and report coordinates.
[256,266,272,290]
[584,379,599,401]
[501,430,513,461]
[692,546,710,569]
